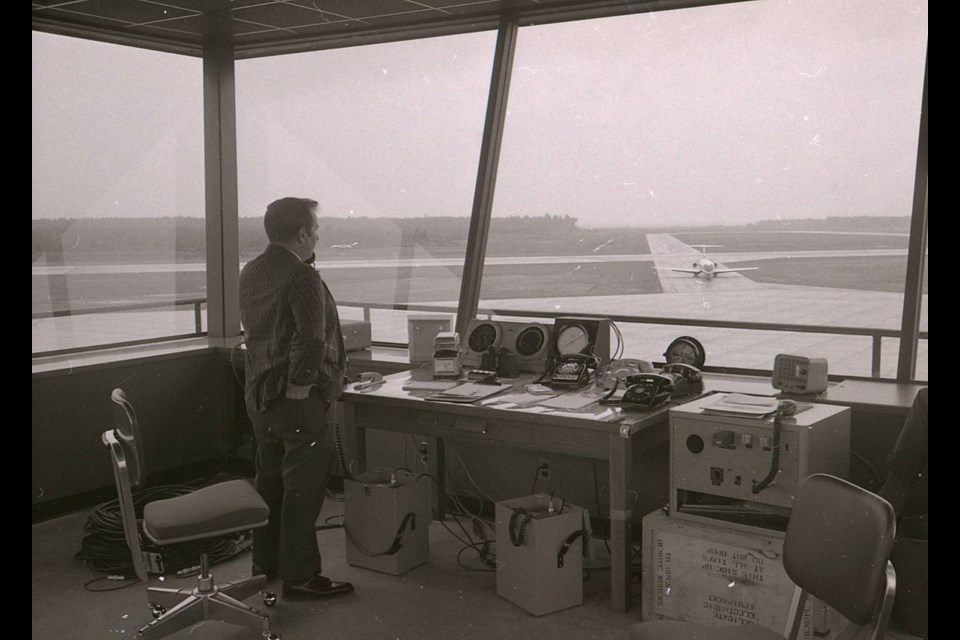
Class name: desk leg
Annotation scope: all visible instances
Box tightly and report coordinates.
[343,402,366,474]
[435,437,447,520]
[608,432,633,613]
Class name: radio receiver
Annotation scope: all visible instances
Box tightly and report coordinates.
[771,354,828,394]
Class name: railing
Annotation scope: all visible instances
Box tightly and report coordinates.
[339,300,928,380]
[32,298,207,358]
[32,297,928,380]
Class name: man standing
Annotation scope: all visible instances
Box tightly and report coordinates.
[239,197,354,599]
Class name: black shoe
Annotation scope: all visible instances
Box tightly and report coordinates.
[252,563,278,580]
[282,575,354,600]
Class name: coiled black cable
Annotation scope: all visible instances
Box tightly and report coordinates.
[75,484,249,580]
[752,408,786,494]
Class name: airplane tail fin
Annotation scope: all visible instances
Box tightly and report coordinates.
[694,244,723,255]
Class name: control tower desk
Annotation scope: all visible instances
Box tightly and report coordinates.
[340,370,675,614]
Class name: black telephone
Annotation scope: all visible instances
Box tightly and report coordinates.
[621,373,674,409]
[661,362,704,398]
[549,354,599,389]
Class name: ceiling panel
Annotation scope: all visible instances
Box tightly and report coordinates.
[33,0,744,57]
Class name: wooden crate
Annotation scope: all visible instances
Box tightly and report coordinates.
[642,510,849,639]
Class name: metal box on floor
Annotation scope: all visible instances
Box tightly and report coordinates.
[344,469,431,575]
[495,494,587,616]
[642,510,848,640]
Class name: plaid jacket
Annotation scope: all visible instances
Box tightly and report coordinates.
[239,244,347,413]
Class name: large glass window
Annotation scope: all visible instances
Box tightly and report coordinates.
[32,33,205,355]
[236,32,497,346]
[482,0,927,380]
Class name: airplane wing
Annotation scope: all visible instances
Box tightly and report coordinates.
[653,267,701,274]
[713,267,758,274]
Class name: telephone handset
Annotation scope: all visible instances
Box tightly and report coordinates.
[549,353,599,389]
[661,362,701,381]
[661,362,704,398]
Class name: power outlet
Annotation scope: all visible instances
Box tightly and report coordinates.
[418,441,429,466]
[538,459,551,481]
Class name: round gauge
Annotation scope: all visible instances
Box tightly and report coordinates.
[515,325,547,356]
[663,336,706,368]
[467,321,499,353]
[556,324,591,355]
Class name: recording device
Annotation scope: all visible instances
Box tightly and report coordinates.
[432,332,462,379]
[772,354,828,394]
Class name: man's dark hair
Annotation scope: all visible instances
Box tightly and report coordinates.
[264,197,318,243]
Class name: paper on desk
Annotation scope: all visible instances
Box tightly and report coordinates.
[402,380,459,391]
[491,392,556,406]
[545,408,623,422]
[424,382,509,403]
[536,394,598,411]
[702,393,780,417]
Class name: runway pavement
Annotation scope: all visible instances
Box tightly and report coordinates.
[32,233,927,380]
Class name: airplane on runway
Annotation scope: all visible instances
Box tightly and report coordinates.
[331,242,358,249]
[654,244,758,279]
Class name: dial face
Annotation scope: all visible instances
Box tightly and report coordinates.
[515,326,546,356]
[664,336,705,368]
[556,324,590,355]
[468,322,499,352]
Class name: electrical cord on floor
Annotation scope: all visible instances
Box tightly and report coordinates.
[414,472,497,570]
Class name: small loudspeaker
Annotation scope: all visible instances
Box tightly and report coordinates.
[772,354,828,394]
[408,315,453,364]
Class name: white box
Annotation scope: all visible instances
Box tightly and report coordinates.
[495,494,586,616]
[407,315,453,363]
[344,469,431,575]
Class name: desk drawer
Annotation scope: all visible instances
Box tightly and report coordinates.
[354,405,420,432]
[413,413,535,446]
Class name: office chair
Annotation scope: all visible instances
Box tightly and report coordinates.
[103,388,280,639]
[630,473,897,640]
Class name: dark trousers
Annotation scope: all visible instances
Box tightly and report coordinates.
[248,392,336,582]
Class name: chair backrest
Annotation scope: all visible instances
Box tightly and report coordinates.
[784,473,896,636]
[110,388,146,489]
[102,388,149,582]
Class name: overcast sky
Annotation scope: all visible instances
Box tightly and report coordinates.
[32,0,927,227]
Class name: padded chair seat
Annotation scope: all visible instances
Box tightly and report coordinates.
[143,479,269,545]
[630,619,782,640]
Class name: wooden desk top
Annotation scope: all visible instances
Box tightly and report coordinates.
[340,370,674,438]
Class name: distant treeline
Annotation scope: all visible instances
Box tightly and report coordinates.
[32,214,910,264]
